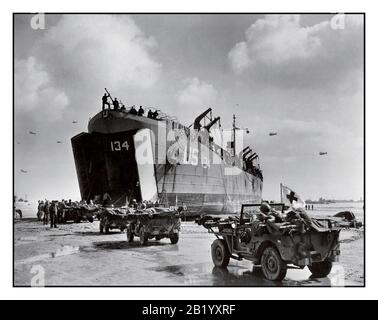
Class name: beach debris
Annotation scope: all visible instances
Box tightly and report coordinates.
[51,245,80,258]
[333,211,363,228]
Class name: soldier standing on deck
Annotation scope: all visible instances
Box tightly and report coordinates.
[137,106,145,116]
[113,98,120,111]
[152,110,159,119]
[102,93,110,111]
[129,106,137,115]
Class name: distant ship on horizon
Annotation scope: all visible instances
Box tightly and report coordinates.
[71,104,263,215]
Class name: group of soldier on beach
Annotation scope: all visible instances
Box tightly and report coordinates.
[35,196,157,229]
[36,199,97,228]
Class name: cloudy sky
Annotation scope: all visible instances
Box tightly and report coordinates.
[14,13,364,202]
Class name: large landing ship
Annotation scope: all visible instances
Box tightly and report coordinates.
[71,105,263,215]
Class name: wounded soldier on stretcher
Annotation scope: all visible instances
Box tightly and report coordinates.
[256,202,324,233]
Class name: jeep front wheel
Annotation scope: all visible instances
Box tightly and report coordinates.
[211,239,230,267]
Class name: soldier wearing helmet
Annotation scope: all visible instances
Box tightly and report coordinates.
[130,199,138,209]
[259,202,284,223]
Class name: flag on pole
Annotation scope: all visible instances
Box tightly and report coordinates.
[281,184,306,209]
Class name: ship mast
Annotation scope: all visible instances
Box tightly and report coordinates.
[232,114,236,158]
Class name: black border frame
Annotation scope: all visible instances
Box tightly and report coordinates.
[12,12,366,288]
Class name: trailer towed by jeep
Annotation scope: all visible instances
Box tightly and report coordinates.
[97,206,182,245]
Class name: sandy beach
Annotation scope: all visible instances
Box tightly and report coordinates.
[13,202,364,286]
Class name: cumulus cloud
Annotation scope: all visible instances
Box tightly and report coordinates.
[38,15,161,91]
[229,15,321,71]
[15,14,162,121]
[15,56,69,121]
[228,14,364,89]
[178,77,218,108]
[176,78,218,125]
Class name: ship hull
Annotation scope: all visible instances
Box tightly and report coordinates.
[71,110,262,215]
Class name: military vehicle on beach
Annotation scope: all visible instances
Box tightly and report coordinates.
[98,206,182,245]
[60,203,99,223]
[197,203,342,281]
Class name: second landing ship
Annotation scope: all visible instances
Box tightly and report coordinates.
[71,106,263,215]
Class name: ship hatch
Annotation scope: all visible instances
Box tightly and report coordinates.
[71,130,150,205]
